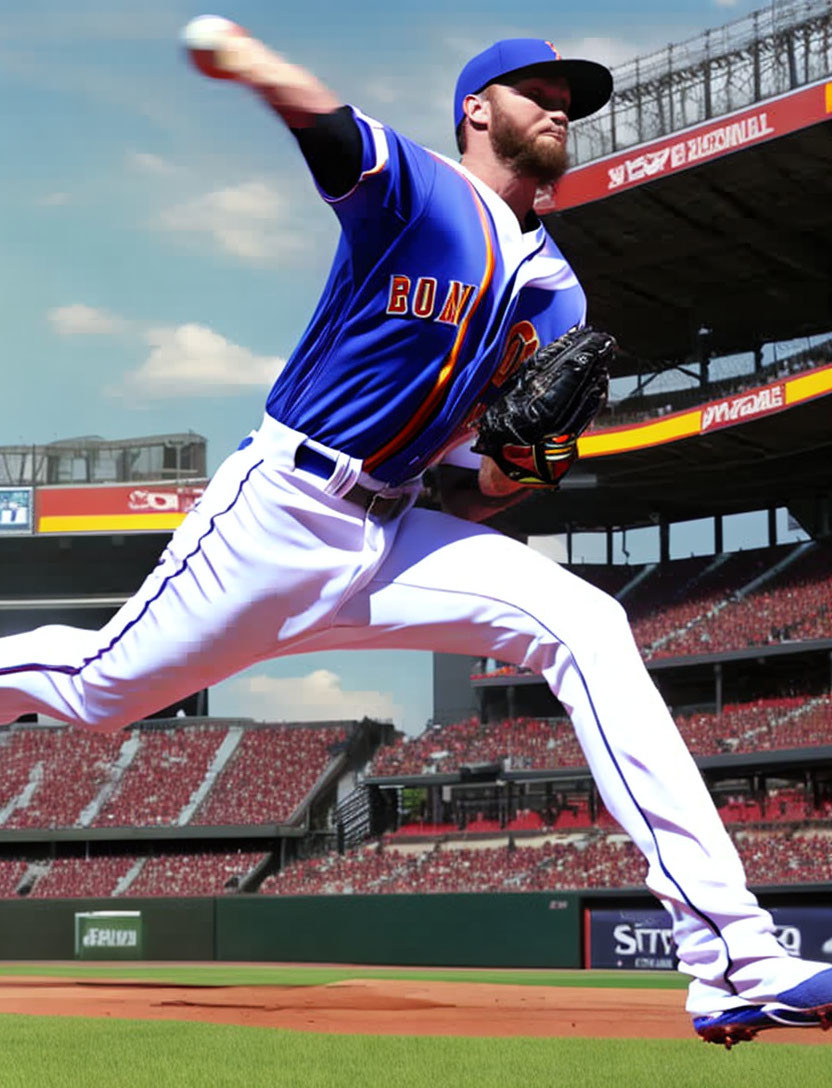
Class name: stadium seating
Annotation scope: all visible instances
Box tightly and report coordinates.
[20,850,265,899]
[0,720,350,833]
[192,723,349,825]
[0,728,123,829]
[0,859,30,898]
[127,850,264,897]
[637,544,832,659]
[261,835,647,895]
[370,716,583,777]
[468,543,832,665]
[264,820,832,897]
[371,693,832,778]
[92,725,229,828]
[28,856,135,899]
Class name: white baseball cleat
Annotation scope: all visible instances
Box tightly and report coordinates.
[181,14,251,80]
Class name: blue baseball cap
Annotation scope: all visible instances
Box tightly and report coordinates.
[454,39,613,129]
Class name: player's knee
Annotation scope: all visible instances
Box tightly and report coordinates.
[573,585,633,649]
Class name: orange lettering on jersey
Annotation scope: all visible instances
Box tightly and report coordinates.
[437,281,476,326]
[492,320,540,387]
[412,277,437,319]
[386,275,411,315]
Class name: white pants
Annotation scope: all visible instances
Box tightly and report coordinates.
[0,416,820,1014]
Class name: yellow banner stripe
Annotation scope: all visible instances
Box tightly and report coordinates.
[785,366,832,405]
[579,410,702,458]
[826,81,832,113]
[38,514,187,533]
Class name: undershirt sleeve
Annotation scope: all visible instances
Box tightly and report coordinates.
[291,106,364,199]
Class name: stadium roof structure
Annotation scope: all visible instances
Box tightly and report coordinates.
[537,0,832,364]
[492,2,832,535]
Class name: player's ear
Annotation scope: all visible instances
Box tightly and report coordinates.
[463,91,490,131]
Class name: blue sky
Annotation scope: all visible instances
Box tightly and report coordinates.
[1,0,769,733]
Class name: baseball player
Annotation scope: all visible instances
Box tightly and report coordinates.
[1,20,831,1044]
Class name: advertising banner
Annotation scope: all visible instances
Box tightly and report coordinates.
[586,906,832,970]
[700,383,786,433]
[0,487,33,534]
[74,910,143,960]
[578,362,832,459]
[537,79,832,212]
[36,483,205,534]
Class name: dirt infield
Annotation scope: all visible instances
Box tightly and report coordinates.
[0,975,828,1044]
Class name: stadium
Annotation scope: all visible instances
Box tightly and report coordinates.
[1,1,831,1083]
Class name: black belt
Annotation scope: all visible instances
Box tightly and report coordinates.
[294,444,409,522]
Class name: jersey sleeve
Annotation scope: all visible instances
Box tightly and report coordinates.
[315,107,438,235]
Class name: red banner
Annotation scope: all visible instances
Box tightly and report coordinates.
[536,79,832,213]
[36,482,205,534]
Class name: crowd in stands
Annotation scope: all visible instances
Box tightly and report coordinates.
[0,728,122,829]
[2,805,830,898]
[641,544,832,659]
[12,849,264,899]
[28,856,135,899]
[369,715,585,777]
[127,851,263,897]
[192,724,349,826]
[738,829,832,885]
[467,542,832,669]
[92,725,227,828]
[679,696,832,755]
[264,819,832,896]
[0,720,349,831]
[261,835,646,896]
[370,694,832,776]
[0,860,30,898]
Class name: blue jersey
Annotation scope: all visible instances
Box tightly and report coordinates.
[266,108,586,485]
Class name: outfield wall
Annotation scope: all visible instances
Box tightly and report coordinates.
[2,888,828,967]
[0,897,215,961]
[216,893,580,967]
[0,893,580,967]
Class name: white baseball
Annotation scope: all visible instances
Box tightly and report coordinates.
[181,14,240,51]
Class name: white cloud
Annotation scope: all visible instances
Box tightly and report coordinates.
[120,322,284,397]
[713,0,740,6]
[126,150,177,175]
[224,669,402,725]
[48,303,127,336]
[157,180,303,263]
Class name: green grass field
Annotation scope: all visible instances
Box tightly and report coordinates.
[0,963,830,1088]
[0,961,688,989]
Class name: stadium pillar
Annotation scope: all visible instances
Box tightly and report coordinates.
[768,507,777,547]
[659,519,670,564]
[752,17,761,100]
[714,515,723,554]
[606,527,613,565]
[714,662,723,716]
[787,30,798,89]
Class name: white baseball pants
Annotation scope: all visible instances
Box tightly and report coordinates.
[0,415,821,1014]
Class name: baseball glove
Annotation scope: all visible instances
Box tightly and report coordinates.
[472,325,615,487]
